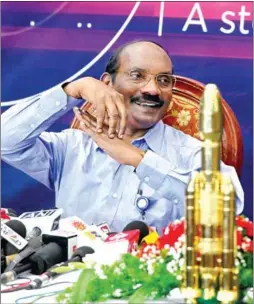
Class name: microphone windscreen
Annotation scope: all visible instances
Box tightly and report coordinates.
[28,236,42,250]
[2,220,27,256]
[122,221,149,244]
[5,220,26,238]
[29,242,63,275]
[71,246,95,260]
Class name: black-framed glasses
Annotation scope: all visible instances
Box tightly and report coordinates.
[117,68,176,90]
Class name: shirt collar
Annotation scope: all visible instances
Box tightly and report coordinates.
[93,120,165,154]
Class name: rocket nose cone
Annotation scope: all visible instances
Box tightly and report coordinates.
[200,83,223,137]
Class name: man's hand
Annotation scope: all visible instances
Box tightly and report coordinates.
[73,108,144,168]
[64,77,127,138]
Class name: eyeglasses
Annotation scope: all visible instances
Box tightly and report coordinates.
[117,69,176,90]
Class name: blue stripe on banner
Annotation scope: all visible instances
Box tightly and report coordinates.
[2,12,253,37]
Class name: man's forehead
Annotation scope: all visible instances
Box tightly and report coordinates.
[119,42,172,72]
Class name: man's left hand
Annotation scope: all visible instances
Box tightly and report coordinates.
[73,108,144,168]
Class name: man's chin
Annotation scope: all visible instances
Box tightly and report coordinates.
[133,116,160,130]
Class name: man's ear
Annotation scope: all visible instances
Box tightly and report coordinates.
[100,72,113,87]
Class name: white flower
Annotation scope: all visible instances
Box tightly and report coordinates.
[114,267,121,275]
[176,110,191,126]
[151,245,157,252]
[144,246,149,253]
[179,258,185,269]
[142,253,148,259]
[169,247,180,260]
[150,291,158,298]
[147,259,154,266]
[119,263,126,269]
[148,253,156,259]
[99,274,107,280]
[164,227,170,235]
[133,283,142,290]
[243,287,254,303]
[112,289,122,297]
[148,268,154,275]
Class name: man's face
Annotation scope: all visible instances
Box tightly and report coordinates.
[112,42,174,130]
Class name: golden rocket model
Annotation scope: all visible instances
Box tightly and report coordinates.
[182,84,238,303]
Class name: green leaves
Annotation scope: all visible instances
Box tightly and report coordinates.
[70,269,97,303]
[56,251,252,304]
[128,287,146,304]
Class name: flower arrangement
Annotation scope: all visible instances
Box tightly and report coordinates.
[57,215,253,304]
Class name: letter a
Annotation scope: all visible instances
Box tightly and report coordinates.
[182,3,208,32]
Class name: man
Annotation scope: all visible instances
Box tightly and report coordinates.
[1,40,244,233]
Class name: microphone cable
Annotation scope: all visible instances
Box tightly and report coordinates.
[14,287,70,304]
[2,279,74,293]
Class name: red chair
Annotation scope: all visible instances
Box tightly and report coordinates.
[70,75,243,176]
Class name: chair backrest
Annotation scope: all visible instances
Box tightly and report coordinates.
[70,75,243,176]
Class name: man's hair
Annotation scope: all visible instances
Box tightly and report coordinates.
[105,40,174,81]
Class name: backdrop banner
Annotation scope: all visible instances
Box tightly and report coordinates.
[1,2,253,219]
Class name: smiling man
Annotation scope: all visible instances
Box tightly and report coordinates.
[1,40,244,233]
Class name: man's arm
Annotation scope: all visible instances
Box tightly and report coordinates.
[72,110,244,215]
[135,149,244,215]
[1,86,82,189]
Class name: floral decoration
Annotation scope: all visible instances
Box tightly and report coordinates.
[57,216,253,304]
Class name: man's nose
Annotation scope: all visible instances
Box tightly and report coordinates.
[140,76,160,95]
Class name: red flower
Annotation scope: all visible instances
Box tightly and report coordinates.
[236,229,243,247]
[159,219,185,248]
[245,222,253,238]
[242,240,253,252]
[0,209,10,220]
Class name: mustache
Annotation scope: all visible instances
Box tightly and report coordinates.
[130,94,165,107]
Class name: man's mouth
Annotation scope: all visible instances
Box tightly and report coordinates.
[133,99,164,108]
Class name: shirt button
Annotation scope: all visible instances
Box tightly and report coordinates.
[173,199,178,205]
[144,176,150,182]
[30,123,35,128]
[56,101,61,106]
[63,106,67,110]
[112,193,118,198]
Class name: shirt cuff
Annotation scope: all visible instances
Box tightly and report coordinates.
[38,85,83,115]
[135,150,173,189]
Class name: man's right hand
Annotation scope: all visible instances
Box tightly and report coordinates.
[63,77,127,138]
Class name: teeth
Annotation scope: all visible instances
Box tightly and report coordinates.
[135,101,158,107]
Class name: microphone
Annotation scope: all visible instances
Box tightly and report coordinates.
[27,246,95,289]
[2,219,43,273]
[122,220,149,244]
[1,220,28,255]
[4,237,42,272]
[18,208,63,238]
[42,229,78,260]
[1,242,63,284]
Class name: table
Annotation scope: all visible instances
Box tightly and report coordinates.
[1,270,183,304]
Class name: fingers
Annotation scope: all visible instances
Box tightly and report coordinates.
[73,108,95,137]
[74,78,127,138]
[115,98,128,138]
[105,98,120,139]
[95,101,106,134]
